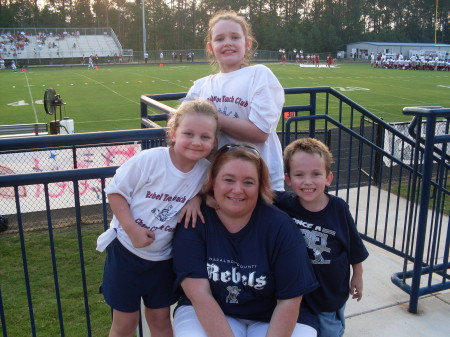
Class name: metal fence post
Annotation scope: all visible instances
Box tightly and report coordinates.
[409,114,436,312]
[373,120,384,185]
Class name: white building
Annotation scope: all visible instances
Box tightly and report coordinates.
[346,42,450,60]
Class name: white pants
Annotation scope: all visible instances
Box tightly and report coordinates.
[173,305,317,337]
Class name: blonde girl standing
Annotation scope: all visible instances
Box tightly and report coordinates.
[96,99,219,337]
[185,10,285,191]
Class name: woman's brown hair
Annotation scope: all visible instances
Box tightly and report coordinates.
[202,143,273,204]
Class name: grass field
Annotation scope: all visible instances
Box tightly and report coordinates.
[1,62,450,133]
[1,224,111,336]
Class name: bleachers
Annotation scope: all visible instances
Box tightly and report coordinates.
[0,28,122,60]
[0,123,48,137]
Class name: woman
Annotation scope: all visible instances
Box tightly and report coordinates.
[172,143,319,337]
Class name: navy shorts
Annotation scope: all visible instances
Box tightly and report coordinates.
[101,238,178,312]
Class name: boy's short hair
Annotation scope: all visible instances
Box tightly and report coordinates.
[284,138,334,175]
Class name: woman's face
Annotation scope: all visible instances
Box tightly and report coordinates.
[213,158,259,219]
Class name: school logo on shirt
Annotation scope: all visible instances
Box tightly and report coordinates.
[226,286,241,304]
[207,262,267,290]
[301,229,331,264]
[151,205,177,222]
[292,218,336,264]
[216,105,239,119]
[145,191,187,203]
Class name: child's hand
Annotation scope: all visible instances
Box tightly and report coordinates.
[128,225,155,248]
[350,272,363,301]
[178,195,204,228]
[205,194,219,210]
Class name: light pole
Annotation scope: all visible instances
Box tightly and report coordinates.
[142,0,146,59]
[435,0,439,44]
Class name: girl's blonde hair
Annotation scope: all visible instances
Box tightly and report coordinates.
[205,10,257,68]
[166,99,219,146]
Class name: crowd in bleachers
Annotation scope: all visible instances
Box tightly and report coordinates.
[0,30,62,60]
[372,52,450,71]
[0,31,31,59]
[0,29,121,66]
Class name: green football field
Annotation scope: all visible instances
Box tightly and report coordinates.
[1,62,449,133]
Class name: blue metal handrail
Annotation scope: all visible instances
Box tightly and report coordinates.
[0,128,166,337]
[140,88,450,313]
[395,106,450,312]
[0,128,165,152]
[140,87,418,150]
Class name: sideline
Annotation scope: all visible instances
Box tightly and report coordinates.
[299,64,340,68]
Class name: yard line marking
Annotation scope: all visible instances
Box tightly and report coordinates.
[108,67,191,90]
[24,71,39,123]
[336,87,370,92]
[75,72,139,104]
[144,76,190,90]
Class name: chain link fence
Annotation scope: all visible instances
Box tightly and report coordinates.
[383,120,449,166]
[0,139,166,233]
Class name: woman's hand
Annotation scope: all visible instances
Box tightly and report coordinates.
[178,195,204,228]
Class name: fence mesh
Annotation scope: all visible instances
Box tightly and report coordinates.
[0,141,170,232]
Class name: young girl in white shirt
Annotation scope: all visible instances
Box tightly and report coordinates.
[185,10,285,191]
[97,99,218,337]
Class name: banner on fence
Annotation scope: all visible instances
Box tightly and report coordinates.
[0,143,140,214]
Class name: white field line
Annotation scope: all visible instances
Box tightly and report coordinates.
[24,71,39,123]
[76,72,140,105]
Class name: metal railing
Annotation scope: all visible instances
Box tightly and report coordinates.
[0,129,166,337]
[141,87,450,313]
[390,107,450,313]
[1,87,449,336]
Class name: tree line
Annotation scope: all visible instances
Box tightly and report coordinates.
[1,0,449,53]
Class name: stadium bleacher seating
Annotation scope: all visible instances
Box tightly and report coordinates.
[0,28,123,61]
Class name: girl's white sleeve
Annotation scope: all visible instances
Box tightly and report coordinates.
[249,68,285,134]
[184,80,201,101]
[104,152,146,204]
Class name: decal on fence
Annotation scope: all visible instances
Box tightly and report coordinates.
[0,144,140,214]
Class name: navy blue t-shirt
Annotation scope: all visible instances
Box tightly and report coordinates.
[274,192,369,313]
[173,202,319,325]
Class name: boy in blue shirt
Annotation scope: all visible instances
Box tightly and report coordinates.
[275,138,369,337]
